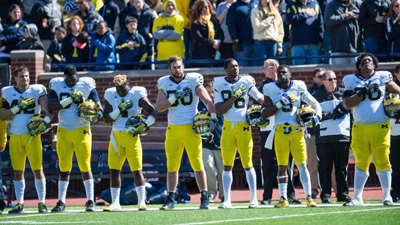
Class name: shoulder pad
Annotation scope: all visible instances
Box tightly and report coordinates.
[186,72,204,86]
[293,80,307,91]
[157,75,170,90]
[1,86,14,99]
[31,84,47,96]
[80,77,96,89]
[49,77,64,90]
[376,71,393,84]
[241,74,256,87]
[131,86,148,98]
[212,76,227,91]
[104,87,116,101]
[342,74,356,87]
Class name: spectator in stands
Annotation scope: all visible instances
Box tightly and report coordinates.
[64,0,79,18]
[385,0,400,62]
[99,0,120,31]
[77,0,104,35]
[47,26,67,69]
[250,0,283,66]
[89,21,116,71]
[119,0,158,69]
[152,0,184,68]
[22,0,39,23]
[216,0,236,59]
[226,0,255,66]
[18,24,45,51]
[390,64,400,203]
[116,16,146,70]
[0,97,6,214]
[145,0,163,14]
[286,0,324,65]
[0,0,22,22]
[61,16,89,69]
[0,4,27,54]
[358,0,390,60]
[190,0,222,67]
[278,1,290,65]
[30,0,63,52]
[312,70,351,204]
[175,0,192,60]
[325,0,361,65]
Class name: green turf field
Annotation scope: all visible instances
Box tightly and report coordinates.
[1,201,399,225]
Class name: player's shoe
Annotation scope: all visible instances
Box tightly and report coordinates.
[8,203,24,214]
[160,196,175,210]
[306,196,317,207]
[200,191,209,209]
[249,201,259,208]
[51,200,66,213]
[383,200,394,206]
[343,198,363,207]
[103,203,121,212]
[274,197,289,208]
[138,204,147,211]
[85,200,96,212]
[218,202,232,209]
[38,202,48,213]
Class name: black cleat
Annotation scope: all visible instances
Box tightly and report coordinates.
[8,203,24,214]
[200,191,209,209]
[261,199,271,205]
[85,200,96,212]
[160,196,175,210]
[51,200,66,213]
[321,197,331,203]
[38,202,48,213]
[288,197,301,204]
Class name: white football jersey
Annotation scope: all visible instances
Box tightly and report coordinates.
[263,80,309,126]
[343,71,391,125]
[49,77,96,129]
[157,73,203,125]
[105,86,147,131]
[213,75,262,122]
[1,84,46,135]
[391,119,400,136]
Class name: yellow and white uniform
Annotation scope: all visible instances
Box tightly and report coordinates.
[157,73,204,172]
[1,85,46,171]
[105,86,147,171]
[213,75,263,168]
[343,71,392,171]
[263,80,321,166]
[49,77,96,172]
[0,98,6,149]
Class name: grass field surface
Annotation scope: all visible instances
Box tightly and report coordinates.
[1,201,399,225]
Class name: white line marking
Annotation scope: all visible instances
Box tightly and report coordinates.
[1,220,105,224]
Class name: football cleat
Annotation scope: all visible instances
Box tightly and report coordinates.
[384,93,400,118]
[200,191,209,209]
[274,197,289,208]
[306,196,317,207]
[343,198,363,207]
[288,197,301,204]
[38,202,48,213]
[383,200,394,206]
[246,105,269,128]
[85,200,96,212]
[249,201,259,208]
[126,114,149,136]
[160,196,175,210]
[260,199,271,205]
[138,204,147,211]
[51,200,66,212]
[103,203,121,212]
[193,111,214,140]
[321,197,331,204]
[8,203,24,214]
[77,100,99,122]
[296,105,317,128]
[27,114,51,136]
[218,202,232,209]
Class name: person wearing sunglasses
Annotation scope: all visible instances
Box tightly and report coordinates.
[312,70,351,204]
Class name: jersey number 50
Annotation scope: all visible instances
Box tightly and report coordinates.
[166,90,193,107]
[11,99,35,114]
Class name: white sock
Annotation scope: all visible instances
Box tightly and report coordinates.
[135,185,146,205]
[83,179,94,201]
[111,187,120,205]
[278,183,287,199]
[245,168,257,203]
[59,181,69,203]
[376,169,392,201]
[35,178,46,203]
[297,163,312,197]
[353,167,369,200]
[222,170,232,203]
[14,180,25,204]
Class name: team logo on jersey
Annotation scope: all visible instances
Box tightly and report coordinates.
[243,127,250,131]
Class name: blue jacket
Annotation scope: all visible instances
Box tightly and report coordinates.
[89,29,116,71]
[0,18,28,54]
[99,0,120,30]
[286,0,324,46]
[61,33,89,67]
[115,31,146,64]
[197,101,224,150]
[226,0,254,43]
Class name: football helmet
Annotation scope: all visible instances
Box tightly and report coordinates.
[27,114,51,136]
[126,114,149,136]
[77,100,98,121]
[193,111,214,139]
[246,105,269,128]
[384,93,400,118]
[296,105,317,128]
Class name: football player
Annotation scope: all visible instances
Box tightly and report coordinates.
[342,53,400,206]
[48,65,103,212]
[261,65,322,208]
[156,55,217,210]
[0,97,5,214]
[102,75,158,211]
[213,59,264,209]
[0,67,52,214]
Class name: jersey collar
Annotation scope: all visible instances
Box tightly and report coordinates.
[275,80,293,91]
[355,72,375,81]
[169,74,186,84]
[13,86,28,94]
[224,76,241,84]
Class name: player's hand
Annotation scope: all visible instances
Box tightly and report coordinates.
[35,120,50,135]
[232,84,246,99]
[331,102,349,120]
[276,93,295,108]
[309,115,320,128]
[175,86,191,100]
[90,112,101,122]
[19,97,35,110]
[133,121,148,134]
[205,117,218,132]
[257,118,270,128]
[357,83,369,99]
[368,82,380,94]
[71,88,83,104]
[118,100,133,112]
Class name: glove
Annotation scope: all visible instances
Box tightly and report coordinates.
[232,84,246,99]
[321,112,332,121]
[175,86,191,100]
[90,112,101,122]
[368,83,380,94]
[205,117,218,132]
[19,97,35,110]
[331,102,349,120]
[71,88,83,104]
[257,118,270,129]
[276,93,295,108]
[133,121,148,134]
[310,115,320,128]
[35,120,50,135]
[118,100,133,112]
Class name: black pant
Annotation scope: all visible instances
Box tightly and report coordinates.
[316,142,350,199]
[390,137,400,199]
[260,131,296,200]
[219,43,234,59]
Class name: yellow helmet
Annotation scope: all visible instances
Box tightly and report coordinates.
[77,100,98,121]
[126,114,149,136]
[27,114,51,136]
[384,93,400,118]
[193,111,213,139]
[246,105,269,128]
[296,105,316,128]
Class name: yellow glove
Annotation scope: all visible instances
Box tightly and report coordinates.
[118,100,133,112]
[133,121,148,135]
[232,84,246,99]
[71,88,84,104]
[19,97,35,110]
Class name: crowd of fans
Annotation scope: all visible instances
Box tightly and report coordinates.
[0,0,399,70]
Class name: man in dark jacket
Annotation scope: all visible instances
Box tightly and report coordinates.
[76,0,104,35]
[99,0,120,31]
[312,70,351,203]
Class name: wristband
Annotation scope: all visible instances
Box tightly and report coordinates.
[145,115,156,126]
[276,101,283,109]
[43,116,51,124]
[211,113,217,120]
[60,97,73,108]
[168,95,177,105]
[97,110,103,119]
[11,105,20,114]
[109,108,121,120]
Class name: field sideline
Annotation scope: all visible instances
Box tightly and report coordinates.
[1,201,399,225]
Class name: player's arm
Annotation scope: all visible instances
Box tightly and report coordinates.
[342,90,363,109]
[38,95,55,123]
[261,96,279,119]
[249,86,264,105]
[215,96,235,116]
[301,91,322,119]
[139,97,158,126]
[156,89,171,112]
[0,119,6,152]
[88,89,104,120]
[196,85,216,114]
[103,100,114,124]
[386,81,400,95]
[48,89,69,113]
[0,100,16,121]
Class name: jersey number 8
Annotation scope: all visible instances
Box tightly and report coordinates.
[221,90,245,109]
